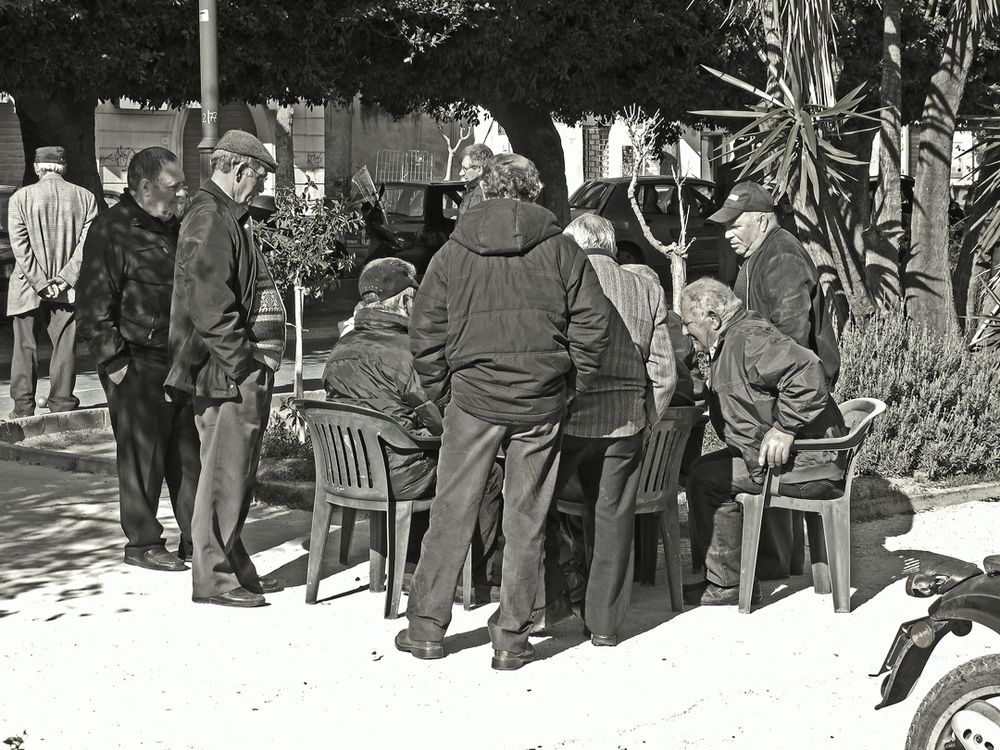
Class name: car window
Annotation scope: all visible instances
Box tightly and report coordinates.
[682,185,716,218]
[637,184,675,215]
[570,181,611,210]
[382,186,425,218]
[441,187,465,220]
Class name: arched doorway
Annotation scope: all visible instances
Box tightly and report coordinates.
[181,102,258,187]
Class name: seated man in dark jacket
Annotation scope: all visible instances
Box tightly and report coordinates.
[679,278,847,607]
[323,258,502,584]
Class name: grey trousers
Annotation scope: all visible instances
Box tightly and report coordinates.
[10,302,78,415]
[190,365,272,599]
[406,402,563,653]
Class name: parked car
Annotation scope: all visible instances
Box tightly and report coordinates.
[568,175,737,290]
[361,180,467,274]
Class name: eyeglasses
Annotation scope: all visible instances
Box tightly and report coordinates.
[245,166,267,183]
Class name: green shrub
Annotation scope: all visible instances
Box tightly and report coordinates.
[835,313,1000,480]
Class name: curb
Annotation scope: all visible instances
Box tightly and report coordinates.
[2,409,998,523]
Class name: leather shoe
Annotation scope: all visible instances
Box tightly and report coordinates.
[193,586,266,608]
[492,643,535,671]
[529,595,573,635]
[684,581,762,607]
[248,576,283,594]
[124,548,187,572]
[591,633,618,647]
[395,628,444,660]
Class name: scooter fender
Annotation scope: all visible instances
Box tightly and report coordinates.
[929,573,1000,635]
[873,617,965,709]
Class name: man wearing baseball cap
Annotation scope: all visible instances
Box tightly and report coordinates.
[166,129,284,608]
[323,258,503,594]
[706,180,840,583]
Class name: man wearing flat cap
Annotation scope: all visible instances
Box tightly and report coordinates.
[323,257,503,587]
[705,180,840,582]
[166,129,284,608]
[6,145,97,418]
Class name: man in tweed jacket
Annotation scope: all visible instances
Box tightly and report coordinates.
[541,213,676,645]
[6,146,97,418]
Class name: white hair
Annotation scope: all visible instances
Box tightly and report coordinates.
[564,213,616,253]
[680,277,744,322]
[34,162,66,176]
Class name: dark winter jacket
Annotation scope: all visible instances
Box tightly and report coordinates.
[735,227,841,385]
[323,307,440,499]
[708,310,847,484]
[165,180,263,398]
[77,192,179,370]
[458,178,485,217]
[410,198,610,425]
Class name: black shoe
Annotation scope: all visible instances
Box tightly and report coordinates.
[684,581,762,607]
[192,586,267,608]
[394,628,444,660]
[248,576,283,594]
[492,643,535,671]
[124,548,187,572]
[682,579,709,594]
[590,633,618,647]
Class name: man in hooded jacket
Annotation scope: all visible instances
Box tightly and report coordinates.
[395,153,610,671]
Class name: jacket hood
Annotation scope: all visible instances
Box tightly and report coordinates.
[450,199,562,256]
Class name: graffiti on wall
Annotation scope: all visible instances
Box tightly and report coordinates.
[99,146,137,169]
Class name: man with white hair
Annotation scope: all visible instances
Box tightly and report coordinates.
[539,212,675,646]
[6,145,97,418]
[679,278,846,607]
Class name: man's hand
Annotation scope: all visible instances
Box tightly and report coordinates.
[43,277,70,299]
[108,364,129,385]
[758,427,794,469]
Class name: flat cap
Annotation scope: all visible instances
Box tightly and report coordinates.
[215,129,278,173]
[707,181,776,224]
[34,146,66,164]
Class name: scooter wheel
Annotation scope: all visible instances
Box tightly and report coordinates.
[906,654,1000,750]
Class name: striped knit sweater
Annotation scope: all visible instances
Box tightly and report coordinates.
[247,244,286,371]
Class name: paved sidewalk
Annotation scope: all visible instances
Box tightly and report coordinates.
[1,460,999,749]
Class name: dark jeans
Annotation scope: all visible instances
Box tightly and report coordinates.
[10,303,78,415]
[407,402,562,653]
[403,459,504,586]
[99,355,200,556]
[687,449,838,587]
[190,364,273,599]
[544,432,643,637]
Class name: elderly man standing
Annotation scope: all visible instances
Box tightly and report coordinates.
[77,147,199,572]
[396,154,609,670]
[544,214,676,646]
[166,130,283,608]
[679,278,846,607]
[6,146,97,418]
[708,180,841,579]
[457,143,493,216]
[323,258,503,586]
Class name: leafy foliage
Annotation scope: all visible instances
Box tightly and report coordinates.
[836,313,1000,480]
[254,184,363,297]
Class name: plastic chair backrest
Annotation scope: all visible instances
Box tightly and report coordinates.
[294,399,422,502]
[636,406,703,505]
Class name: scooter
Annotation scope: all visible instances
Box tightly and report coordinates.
[873,552,1000,749]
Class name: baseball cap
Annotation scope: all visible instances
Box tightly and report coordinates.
[707,181,776,224]
[358,259,418,302]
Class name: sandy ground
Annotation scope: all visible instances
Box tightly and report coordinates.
[1,459,998,750]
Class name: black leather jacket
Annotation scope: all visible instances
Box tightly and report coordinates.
[77,192,179,370]
[166,180,261,398]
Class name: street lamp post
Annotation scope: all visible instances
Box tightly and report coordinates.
[197,0,220,182]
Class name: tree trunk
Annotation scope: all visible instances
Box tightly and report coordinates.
[954,140,1000,327]
[485,100,569,226]
[904,7,977,337]
[13,91,105,207]
[275,104,295,194]
[761,0,785,100]
[324,99,353,199]
[866,0,904,310]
